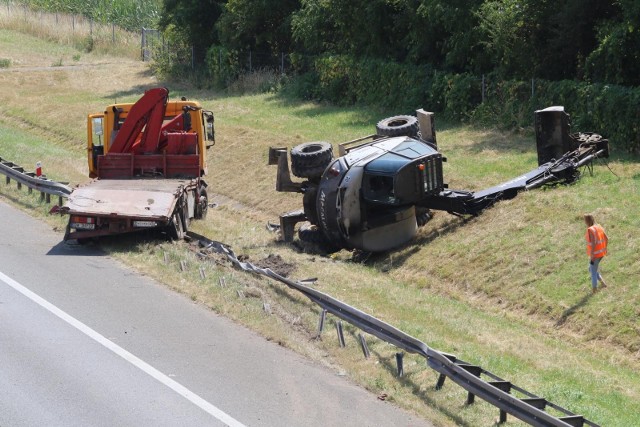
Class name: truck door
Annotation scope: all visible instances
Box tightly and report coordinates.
[87,114,104,178]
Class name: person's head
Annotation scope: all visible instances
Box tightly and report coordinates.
[584,214,595,227]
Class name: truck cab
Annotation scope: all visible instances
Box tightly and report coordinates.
[87,97,214,178]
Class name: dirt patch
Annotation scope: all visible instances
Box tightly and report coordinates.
[188,239,297,278]
[255,253,297,278]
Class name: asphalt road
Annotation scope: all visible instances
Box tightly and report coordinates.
[0,200,431,427]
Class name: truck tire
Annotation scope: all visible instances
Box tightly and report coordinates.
[167,211,185,240]
[290,142,333,179]
[376,115,419,138]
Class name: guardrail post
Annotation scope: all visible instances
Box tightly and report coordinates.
[336,320,346,348]
[46,193,51,203]
[5,176,9,185]
[435,373,447,390]
[40,192,45,202]
[315,309,326,338]
[358,333,370,359]
[396,352,404,377]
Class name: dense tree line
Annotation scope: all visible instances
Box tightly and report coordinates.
[11,0,639,149]
[159,0,639,87]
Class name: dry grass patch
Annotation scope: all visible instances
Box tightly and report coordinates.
[0,6,140,60]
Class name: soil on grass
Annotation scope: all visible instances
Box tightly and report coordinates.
[255,253,297,278]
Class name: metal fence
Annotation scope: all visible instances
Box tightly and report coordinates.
[141,28,163,62]
[0,157,72,205]
[188,231,600,427]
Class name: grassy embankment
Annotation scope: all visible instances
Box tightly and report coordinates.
[1,15,639,427]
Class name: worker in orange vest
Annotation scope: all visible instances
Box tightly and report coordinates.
[584,214,608,293]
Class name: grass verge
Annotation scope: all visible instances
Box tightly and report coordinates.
[0,26,639,426]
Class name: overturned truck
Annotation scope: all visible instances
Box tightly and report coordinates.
[269,107,609,252]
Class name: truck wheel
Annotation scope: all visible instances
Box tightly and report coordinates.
[167,211,185,240]
[290,142,333,179]
[195,187,208,219]
[376,115,419,138]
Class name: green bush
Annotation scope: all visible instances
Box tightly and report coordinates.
[480,78,640,153]
[293,55,640,153]
[204,46,240,89]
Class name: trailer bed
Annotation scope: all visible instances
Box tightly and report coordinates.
[65,178,195,220]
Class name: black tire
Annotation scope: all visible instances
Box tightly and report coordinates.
[195,186,208,219]
[290,141,333,179]
[376,115,419,138]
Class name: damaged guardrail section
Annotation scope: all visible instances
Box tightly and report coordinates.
[0,157,72,204]
[188,231,600,427]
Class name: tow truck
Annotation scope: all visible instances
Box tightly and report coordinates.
[62,87,215,241]
[269,107,609,252]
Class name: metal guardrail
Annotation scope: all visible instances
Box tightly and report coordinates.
[187,231,600,427]
[0,157,72,204]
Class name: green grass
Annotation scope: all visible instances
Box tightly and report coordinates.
[1,26,639,426]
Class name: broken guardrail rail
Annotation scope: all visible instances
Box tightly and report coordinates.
[0,156,72,204]
[188,230,600,427]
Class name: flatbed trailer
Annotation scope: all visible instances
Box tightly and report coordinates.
[64,178,202,240]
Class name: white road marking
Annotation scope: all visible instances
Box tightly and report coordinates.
[0,270,246,427]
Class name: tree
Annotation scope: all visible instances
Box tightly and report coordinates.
[217,0,300,69]
[477,0,619,81]
[292,0,404,59]
[158,0,226,65]
[586,0,640,85]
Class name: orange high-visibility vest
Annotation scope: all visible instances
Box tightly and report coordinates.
[586,224,607,258]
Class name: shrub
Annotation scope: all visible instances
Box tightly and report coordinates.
[306,55,640,152]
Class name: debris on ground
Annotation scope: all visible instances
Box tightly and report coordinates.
[254,254,296,278]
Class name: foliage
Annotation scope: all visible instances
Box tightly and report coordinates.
[158,0,224,64]
[293,55,640,152]
[476,0,616,80]
[473,78,640,153]
[585,0,640,85]
[204,45,240,88]
[149,25,195,80]
[10,0,161,32]
[217,0,299,69]
[291,0,485,72]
